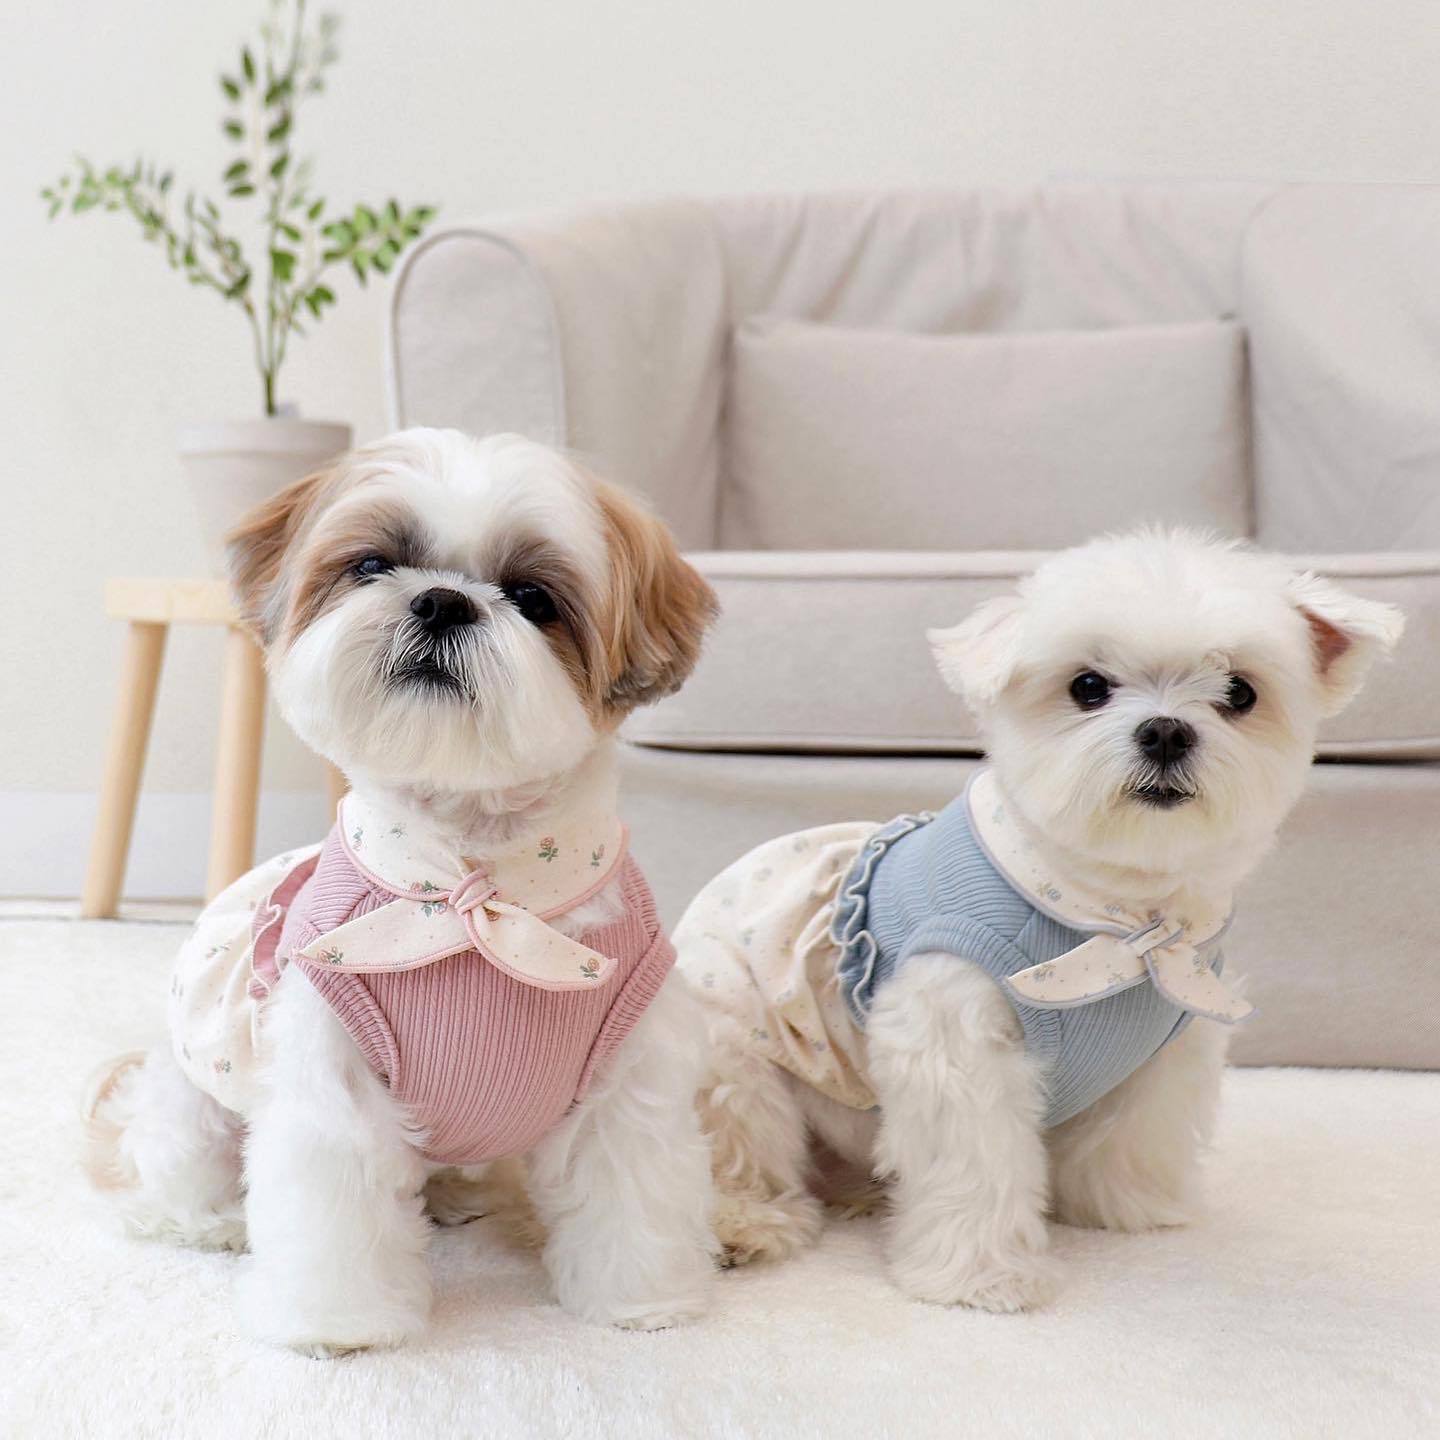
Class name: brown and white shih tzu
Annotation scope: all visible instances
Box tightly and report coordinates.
[85,429,719,1354]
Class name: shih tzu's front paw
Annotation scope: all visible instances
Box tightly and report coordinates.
[551,1249,716,1332]
[608,1294,712,1332]
[559,1269,716,1332]
[235,1256,430,1356]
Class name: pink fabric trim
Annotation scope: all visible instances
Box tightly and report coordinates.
[248,852,321,999]
[336,831,432,899]
[533,824,631,920]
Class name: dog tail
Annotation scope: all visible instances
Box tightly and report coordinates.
[81,1050,147,1191]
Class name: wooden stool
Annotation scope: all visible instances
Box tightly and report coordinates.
[81,579,346,918]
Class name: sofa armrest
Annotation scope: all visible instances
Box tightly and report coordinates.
[386,202,729,548]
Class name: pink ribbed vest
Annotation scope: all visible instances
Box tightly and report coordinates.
[270,828,675,1166]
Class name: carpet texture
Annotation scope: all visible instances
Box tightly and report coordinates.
[1,916,1436,1440]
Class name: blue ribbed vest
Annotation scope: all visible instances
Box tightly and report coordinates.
[832,798,1219,1127]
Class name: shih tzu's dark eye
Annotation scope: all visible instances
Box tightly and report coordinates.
[351,554,393,582]
[1223,675,1258,714]
[1069,671,1113,710]
[502,580,559,626]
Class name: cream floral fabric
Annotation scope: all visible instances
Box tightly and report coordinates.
[673,822,881,1108]
[169,845,322,1113]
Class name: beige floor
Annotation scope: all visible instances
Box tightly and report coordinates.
[2,916,1437,1440]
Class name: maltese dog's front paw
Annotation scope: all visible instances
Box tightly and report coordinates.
[236,1259,429,1356]
[893,1253,1057,1313]
[1052,1170,1196,1233]
[888,1221,1056,1313]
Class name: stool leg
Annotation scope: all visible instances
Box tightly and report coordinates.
[207,626,268,900]
[81,621,168,918]
[325,762,348,818]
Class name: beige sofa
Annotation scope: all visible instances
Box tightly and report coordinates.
[387,183,1439,1071]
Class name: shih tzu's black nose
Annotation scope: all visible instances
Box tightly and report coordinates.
[1134,716,1196,769]
[410,587,477,634]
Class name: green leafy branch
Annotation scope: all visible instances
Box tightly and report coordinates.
[40,0,438,416]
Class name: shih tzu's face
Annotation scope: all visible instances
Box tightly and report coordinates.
[227,429,716,792]
[931,531,1403,879]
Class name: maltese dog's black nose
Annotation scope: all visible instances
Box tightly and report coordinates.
[1134,716,1196,769]
[410,586,477,635]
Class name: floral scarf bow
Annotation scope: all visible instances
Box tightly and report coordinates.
[293,792,627,991]
[966,769,1253,1025]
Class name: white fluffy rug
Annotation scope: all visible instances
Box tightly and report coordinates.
[3,915,1436,1440]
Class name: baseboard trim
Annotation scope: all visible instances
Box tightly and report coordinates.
[0,790,334,901]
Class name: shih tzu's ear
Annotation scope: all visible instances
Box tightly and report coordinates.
[593,479,718,717]
[928,594,1026,709]
[226,465,337,641]
[1288,574,1405,717]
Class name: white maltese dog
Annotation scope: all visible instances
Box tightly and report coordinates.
[674,530,1402,1311]
[85,429,720,1353]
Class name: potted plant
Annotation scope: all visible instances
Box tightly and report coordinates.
[41,1,437,564]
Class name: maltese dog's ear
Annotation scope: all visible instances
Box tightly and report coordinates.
[226,464,338,642]
[927,595,1026,709]
[1288,573,1405,717]
[593,478,719,716]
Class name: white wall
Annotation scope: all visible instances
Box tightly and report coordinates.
[5,0,1440,896]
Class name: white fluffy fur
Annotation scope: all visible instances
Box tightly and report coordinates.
[86,431,716,1353]
[693,530,1402,1309]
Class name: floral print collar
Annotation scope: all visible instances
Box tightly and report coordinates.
[292,778,628,992]
[965,768,1252,1025]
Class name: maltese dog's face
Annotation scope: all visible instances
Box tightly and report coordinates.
[226,429,715,793]
[932,532,1403,880]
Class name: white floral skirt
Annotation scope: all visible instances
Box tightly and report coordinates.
[673,822,882,1109]
[167,845,321,1114]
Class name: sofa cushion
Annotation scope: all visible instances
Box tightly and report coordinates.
[627,550,1440,759]
[1244,185,1440,551]
[720,317,1252,550]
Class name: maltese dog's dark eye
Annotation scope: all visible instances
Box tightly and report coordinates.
[351,554,393,582]
[1069,671,1113,709]
[502,580,559,626]
[1223,676,1258,714]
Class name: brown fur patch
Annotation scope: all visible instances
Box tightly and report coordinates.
[592,479,718,720]
[279,495,426,648]
[225,465,343,641]
[491,534,601,697]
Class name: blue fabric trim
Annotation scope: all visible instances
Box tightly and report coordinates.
[830,812,934,1025]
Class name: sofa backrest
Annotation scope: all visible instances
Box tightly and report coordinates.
[1243,185,1440,552]
[388,183,1440,554]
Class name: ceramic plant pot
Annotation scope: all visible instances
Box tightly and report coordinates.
[178,417,352,571]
